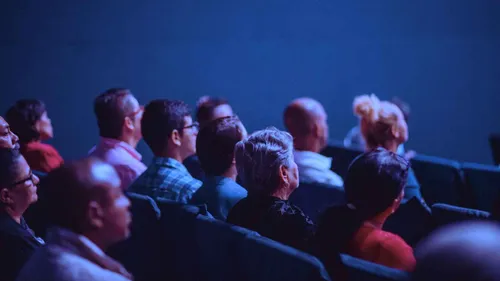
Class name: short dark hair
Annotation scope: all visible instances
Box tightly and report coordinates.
[5,99,46,143]
[0,148,23,188]
[93,88,135,139]
[196,96,229,124]
[142,99,191,153]
[196,116,244,176]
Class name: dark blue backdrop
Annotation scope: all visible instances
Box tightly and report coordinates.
[1,0,499,164]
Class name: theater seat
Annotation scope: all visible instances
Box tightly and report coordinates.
[431,203,490,229]
[341,254,410,281]
[462,162,500,212]
[240,235,331,281]
[289,182,345,222]
[321,142,363,180]
[107,192,163,281]
[488,134,500,166]
[410,154,466,207]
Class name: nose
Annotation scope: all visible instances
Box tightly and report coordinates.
[33,174,40,185]
[11,132,19,143]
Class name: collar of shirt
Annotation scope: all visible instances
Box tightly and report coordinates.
[293,150,332,171]
[91,137,142,161]
[151,156,189,174]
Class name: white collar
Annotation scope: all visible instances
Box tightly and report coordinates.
[293,150,332,171]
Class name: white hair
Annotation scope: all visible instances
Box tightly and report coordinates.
[234,127,294,194]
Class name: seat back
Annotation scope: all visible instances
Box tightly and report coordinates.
[489,134,500,166]
[341,254,410,281]
[289,182,345,223]
[107,192,163,281]
[384,197,432,247]
[240,235,331,281]
[431,203,490,229]
[321,142,363,180]
[410,154,465,206]
[462,162,500,212]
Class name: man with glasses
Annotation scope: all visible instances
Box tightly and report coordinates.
[89,88,147,190]
[129,99,202,203]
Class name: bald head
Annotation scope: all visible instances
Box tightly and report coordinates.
[413,221,500,281]
[44,157,121,233]
[283,98,328,152]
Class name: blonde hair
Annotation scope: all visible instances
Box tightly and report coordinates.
[353,94,408,149]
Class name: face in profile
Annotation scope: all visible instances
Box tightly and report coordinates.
[36,111,54,140]
[286,153,300,190]
[125,95,144,142]
[0,117,19,149]
[180,116,199,159]
[0,155,39,213]
[315,105,329,149]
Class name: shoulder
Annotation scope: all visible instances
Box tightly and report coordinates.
[373,230,416,271]
[54,251,129,281]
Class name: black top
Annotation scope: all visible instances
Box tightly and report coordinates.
[0,211,44,281]
[183,154,205,181]
[226,194,316,252]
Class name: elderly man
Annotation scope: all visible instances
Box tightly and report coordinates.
[89,88,146,190]
[226,127,315,251]
[0,116,20,149]
[16,157,133,281]
[284,98,343,187]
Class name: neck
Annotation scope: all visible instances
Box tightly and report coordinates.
[271,186,291,200]
[84,232,108,252]
[157,148,184,163]
[4,207,22,224]
[294,136,321,153]
[221,165,237,181]
[115,134,138,149]
[367,141,399,153]
[365,208,393,229]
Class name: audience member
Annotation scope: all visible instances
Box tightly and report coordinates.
[16,157,132,281]
[284,97,343,187]
[314,148,416,272]
[351,94,422,201]
[5,99,63,173]
[0,148,43,281]
[129,99,202,203]
[0,116,20,149]
[191,116,248,220]
[89,88,147,190]
[184,96,235,180]
[227,127,315,252]
[413,221,500,281]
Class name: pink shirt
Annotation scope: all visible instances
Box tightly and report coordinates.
[89,137,147,190]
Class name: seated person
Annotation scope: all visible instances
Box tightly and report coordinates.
[184,96,234,181]
[129,100,202,203]
[0,116,20,149]
[16,157,133,281]
[5,99,63,172]
[89,88,147,190]
[227,127,315,252]
[0,148,44,281]
[344,97,416,160]
[191,116,248,220]
[315,148,415,271]
[414,221,500,281]
[351,94,421,201]
[284,98,343,187]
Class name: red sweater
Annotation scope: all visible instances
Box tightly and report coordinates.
[21,142,64,173]
[347,223,416,271]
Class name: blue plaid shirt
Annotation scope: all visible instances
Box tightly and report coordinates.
[129,157,202,203]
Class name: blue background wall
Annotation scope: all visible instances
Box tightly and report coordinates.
[1,0,499,164]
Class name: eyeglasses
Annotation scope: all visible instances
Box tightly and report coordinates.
[180,122,199,132]
[10,171,35,187]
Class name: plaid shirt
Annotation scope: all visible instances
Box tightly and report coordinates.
[129,157,202,204]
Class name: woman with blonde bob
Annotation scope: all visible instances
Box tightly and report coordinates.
[353,94,422,202]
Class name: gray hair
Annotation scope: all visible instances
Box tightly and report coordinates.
[234,127,294,194]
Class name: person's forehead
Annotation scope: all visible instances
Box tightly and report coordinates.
[90,162,121,189]
[212,104,233,118]
[12,156,30,181]
[0,117,7,129]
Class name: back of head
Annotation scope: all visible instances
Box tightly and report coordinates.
[196,116,246,176]
[196,96,231,125]
[283,97,324,137]
[0,148,23,188]
[141,99,191,153]
[353,94,408,149]
[317,148,409,251]
[43,157,120,233]
[234,127,294,195]
[5,99,46,143]
[93,88,135,139]
[413,221,500,281]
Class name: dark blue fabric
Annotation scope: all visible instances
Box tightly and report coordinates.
[321,141,363,180]
[489,134,500,166]
[240,234,331,281]
[410,154,466,206]
[384,197,432,247]
[289,182,345,223]
[341,254,410,281]
[107,192,163,281]
[183,154,205,181]
[431,203,491,229]
[462,163,500,212]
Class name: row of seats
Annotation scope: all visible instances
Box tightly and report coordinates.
[322,142,500,211]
